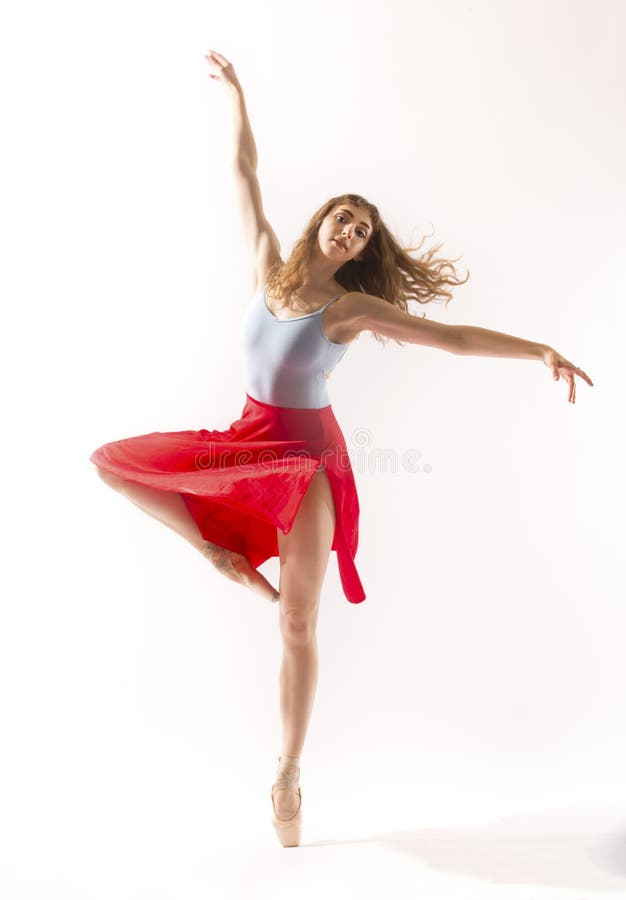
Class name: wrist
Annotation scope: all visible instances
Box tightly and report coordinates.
[536,343,551,361]
[227,79,243,100]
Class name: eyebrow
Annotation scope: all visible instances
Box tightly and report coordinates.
[337,208,371,232]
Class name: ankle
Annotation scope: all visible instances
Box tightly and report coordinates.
[277,754,301,776]
[279,753,301,766]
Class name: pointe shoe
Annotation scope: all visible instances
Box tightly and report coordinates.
[271,755,302,847]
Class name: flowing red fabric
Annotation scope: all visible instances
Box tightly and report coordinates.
[89,393,365,604]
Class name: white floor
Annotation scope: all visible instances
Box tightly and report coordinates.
[214,806,626,900]
[3,804,626,899]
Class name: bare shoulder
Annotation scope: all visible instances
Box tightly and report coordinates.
[338,291,462,353]
[322,291,390,344]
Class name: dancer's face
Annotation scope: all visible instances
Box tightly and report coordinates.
[318,203,373,263]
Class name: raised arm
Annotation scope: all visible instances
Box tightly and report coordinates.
[205,50,281,291]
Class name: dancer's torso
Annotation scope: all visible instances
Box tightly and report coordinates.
[241,283,355,409]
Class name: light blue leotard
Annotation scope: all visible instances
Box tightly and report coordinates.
[241,284,353,409]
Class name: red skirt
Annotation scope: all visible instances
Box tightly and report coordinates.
[89,393,365,604]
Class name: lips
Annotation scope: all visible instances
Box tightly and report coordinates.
[333,239,347,250]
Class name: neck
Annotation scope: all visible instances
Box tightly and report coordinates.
[301,243,343,290]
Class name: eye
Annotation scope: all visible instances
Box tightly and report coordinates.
[335,213,367,239]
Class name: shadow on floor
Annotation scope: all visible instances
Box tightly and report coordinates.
[305,805,626,891]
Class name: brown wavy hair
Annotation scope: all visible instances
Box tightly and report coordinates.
[265,193,470,347]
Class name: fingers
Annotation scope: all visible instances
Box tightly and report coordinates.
[553,365,594,403]
[204,51,220,68]
[204,49,229,66]
[567,366,594,390]
[204,50,238,89]
[552,364,593,403]
[565,361,593,387]
[553,362,594,401]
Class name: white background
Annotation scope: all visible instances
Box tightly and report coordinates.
[1,0,624,897]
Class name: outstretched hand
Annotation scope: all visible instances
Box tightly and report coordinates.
[542,346,593,404]
[204,49,241,92]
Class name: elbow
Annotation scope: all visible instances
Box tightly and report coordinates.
[449,326,465,355]
[424,324,465,354]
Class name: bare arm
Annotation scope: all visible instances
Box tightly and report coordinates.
[456,325,548,360]
[205,50,281,288]
[348,293,593,403]
[457,325,593,402]
[348,292,463,353]
[205,49,258,168]
[228,81,258,169]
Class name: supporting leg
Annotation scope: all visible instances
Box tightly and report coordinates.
[272,468,335,821]
[279,630,319,761]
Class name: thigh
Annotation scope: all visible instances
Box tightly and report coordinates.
[277,467,336,616]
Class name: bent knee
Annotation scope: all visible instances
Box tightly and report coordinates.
[94,465,127,488]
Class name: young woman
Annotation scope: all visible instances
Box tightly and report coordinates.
[90,50,593,848]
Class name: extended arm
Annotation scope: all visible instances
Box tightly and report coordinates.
[205,49,258,169]
[351,293,593,403]
[455,325,593,402]
[228,81,258,169]
[456,325,547,360]
[205,50,281,288]
[347,294,547,359]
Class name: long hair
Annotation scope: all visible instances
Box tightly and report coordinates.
[265,193,470,347]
